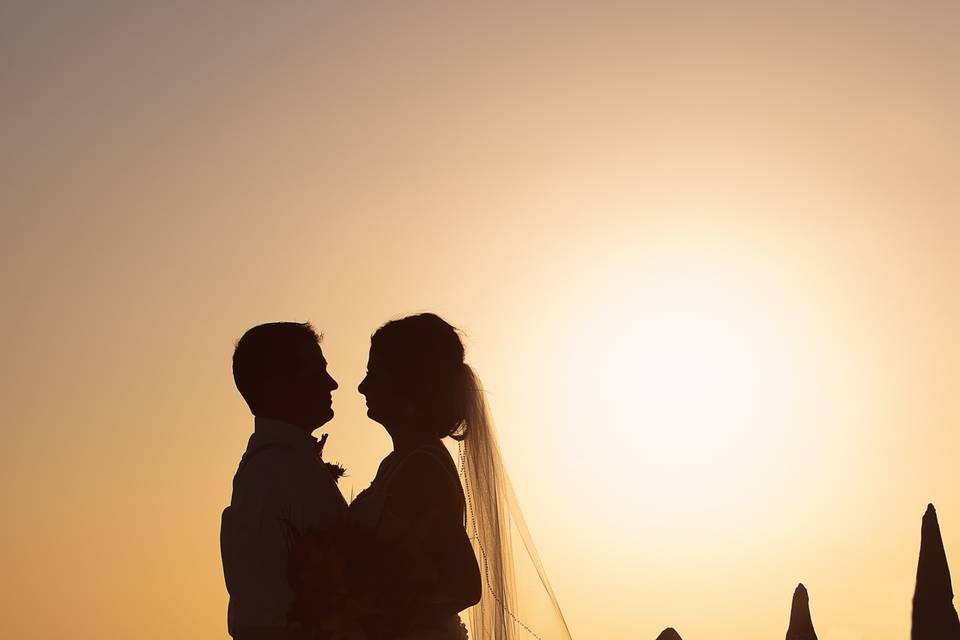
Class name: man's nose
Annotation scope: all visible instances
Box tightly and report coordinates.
[328,374,339,391]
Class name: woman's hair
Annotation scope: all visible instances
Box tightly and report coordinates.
[370,313,572,640]
[369,312,472,440]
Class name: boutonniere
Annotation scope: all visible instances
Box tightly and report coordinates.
[324,461,347,483]
[316,433,347,484]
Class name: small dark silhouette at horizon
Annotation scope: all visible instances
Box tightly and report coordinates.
[912,503,960,640]
[786,583,818,640]
[655,627,682,640]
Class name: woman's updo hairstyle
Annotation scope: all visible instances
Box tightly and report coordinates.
[370,313,474,440]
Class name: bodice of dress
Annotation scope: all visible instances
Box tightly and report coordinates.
[350,441,464,530]
[347,442,469,639]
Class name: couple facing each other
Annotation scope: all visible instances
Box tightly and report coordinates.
[220,313,570,640]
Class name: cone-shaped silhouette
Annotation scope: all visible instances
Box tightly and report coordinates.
[912,503,960,640]
[785,583,818,640]
[655,629,682,640]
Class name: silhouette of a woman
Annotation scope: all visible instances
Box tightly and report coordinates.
[352,313,571,640]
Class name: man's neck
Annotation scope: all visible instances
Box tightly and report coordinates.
[255,414,315,435]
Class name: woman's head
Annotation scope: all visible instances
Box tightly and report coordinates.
[358,313,471,440]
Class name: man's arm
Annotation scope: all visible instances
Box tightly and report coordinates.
[221,453,309,640]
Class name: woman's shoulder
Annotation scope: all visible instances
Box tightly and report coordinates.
[399,442,459,480]
[388,444,462,509]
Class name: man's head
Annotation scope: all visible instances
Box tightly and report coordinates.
[232,322,338,431]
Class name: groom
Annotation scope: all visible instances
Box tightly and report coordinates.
[220,322,346,640]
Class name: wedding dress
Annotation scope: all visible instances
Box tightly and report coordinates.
[349,440,472,639]
[348,373,573,640]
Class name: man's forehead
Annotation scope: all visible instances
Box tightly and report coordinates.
[296,341,326,363]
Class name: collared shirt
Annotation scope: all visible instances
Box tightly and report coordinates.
[220,417,347,639]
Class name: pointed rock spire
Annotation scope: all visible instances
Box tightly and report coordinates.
[912,503,960,640]
[785,583,818,640]
[655,628,682,640]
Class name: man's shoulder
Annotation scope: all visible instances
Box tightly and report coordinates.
[228,445,308,515]
[233,443,305,487]
[243,441,299,464]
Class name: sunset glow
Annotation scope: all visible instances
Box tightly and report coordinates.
[2,3,958,640]
[562,267,798,508]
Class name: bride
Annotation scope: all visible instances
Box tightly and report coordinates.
[350,313,572,640]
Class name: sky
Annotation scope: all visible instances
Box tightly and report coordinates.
[2,2,959,639]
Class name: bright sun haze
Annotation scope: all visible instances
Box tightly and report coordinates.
[563,264,796,511]
[2,3,958,640]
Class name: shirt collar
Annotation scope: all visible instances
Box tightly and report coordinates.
[251,416,318,454]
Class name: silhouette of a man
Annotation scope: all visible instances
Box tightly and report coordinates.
[220,322,345,640]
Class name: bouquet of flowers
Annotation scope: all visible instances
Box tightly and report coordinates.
[286,520,425,639]
[288,524,376,640]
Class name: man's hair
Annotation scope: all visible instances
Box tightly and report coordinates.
[232,322,321,414]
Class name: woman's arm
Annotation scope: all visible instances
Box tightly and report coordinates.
[387,452,482,618]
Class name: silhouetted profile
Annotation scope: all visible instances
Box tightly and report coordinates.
[786,583,818,640]
[912,503,960,640]
[350,312,572,640]
[655,627,683,640]
[220,322,346,640]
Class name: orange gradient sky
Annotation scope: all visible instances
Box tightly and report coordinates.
[2,3,959,639]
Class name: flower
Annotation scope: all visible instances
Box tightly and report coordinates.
[325,462,347,483]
